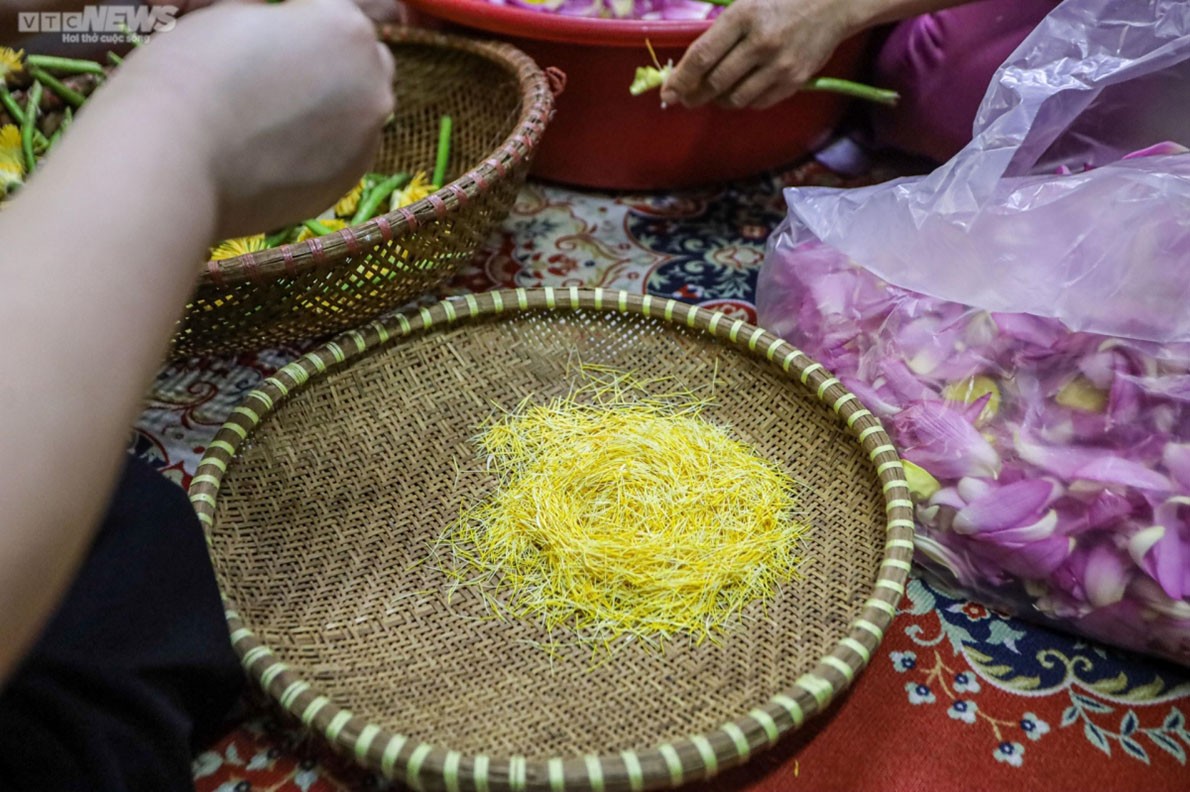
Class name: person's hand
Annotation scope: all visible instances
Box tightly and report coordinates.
[660,0,855,110]
[119,0,395,238]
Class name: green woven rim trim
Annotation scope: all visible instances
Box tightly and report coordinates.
[189,288,915,791]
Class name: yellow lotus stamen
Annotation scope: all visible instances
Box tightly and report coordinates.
[437,365,809,653]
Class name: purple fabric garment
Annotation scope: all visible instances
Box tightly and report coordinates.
[871,0,1060,162]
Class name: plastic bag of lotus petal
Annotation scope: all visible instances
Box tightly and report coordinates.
[756,0,1190,664]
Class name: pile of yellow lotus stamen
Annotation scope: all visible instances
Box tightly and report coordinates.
[441,366,808,650]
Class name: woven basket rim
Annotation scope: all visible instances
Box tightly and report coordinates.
[198,26,558,289]
[190,288,915,792]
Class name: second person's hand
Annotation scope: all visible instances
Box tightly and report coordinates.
[660,0,855,110]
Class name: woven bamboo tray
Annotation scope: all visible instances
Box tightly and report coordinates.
[190,288,914,791]
[171,26,558,358]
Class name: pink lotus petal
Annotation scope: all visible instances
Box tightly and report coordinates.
[1128,524,1167,567]
[1130,577,1190,620]
[969,535,1073,579]
[953,480,1056,534]
[880,358,937,403]
[1107,375,1142,425]
[1013,431,1094,480]
[1081,489,1136,532]
[928,486,968,512]
[913,533,981,588]
[1121,141,1190,159]
[957,476,996,503]
[1082,544,1131,608]
[1070,456,1171,491]
[840,375,903,417]
[1162,442,1190,491]
[990,313,1068,350]
[1152,498,1190,600]
[896,401,1001,479]
[980,509,1060,544]
[1119,373,1190,403]
[1015,431,1172,490]
[1129,498,1190,600]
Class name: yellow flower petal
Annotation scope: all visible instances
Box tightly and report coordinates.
[210,234,267,261]
[0,48,24,85]
[0,124,25,193]
[333,179,365,218]
[390,172,434,211]
[0,124,22,169]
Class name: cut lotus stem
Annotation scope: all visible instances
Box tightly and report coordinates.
[47,106,73,149]
[25,54,106,77]
[804,76,899,106]
[0,87,48,148]
[0,85,26,126]
[302,219,336,237]
[264,226,297,248]
[350,172,410,224]
[118,23,144,47]
[21,81,41,174]
[432,114,452,188]
[28,66,85,108]
[105,52,124,67]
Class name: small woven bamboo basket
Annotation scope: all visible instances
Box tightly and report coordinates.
[191,288,914,791]
[172,26,558,358]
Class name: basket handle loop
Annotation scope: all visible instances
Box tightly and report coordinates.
[545,67,567,99]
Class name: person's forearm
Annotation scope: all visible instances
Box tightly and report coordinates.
[843,0,972,33]
[0,65,218,681]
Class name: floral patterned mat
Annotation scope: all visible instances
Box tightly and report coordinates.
[128,161,1189,791]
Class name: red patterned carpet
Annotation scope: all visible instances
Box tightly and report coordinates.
[130,161,1189,791]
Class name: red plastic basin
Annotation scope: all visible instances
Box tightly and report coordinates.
[403,0,868,191]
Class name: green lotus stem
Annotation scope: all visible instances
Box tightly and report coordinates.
[0,84,26,125]
[46,107,72,150]
[694,0,732,5]
[432,114,452,188]
[106,52,124,67]
[25,54,106,77]
[264,226,297,247]
[21,81,41,174]
[804,77,899,106]
[28,66,85,108]
[118,23,144,47]
[351,172,410,224]
[302,219,336,237]
[1,86,49,147]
